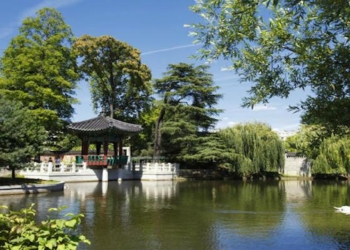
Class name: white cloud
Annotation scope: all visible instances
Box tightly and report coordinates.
[141,44,200,56]
[252,104,277,111]
[0,0,83,40]
[228,121,238,126]
[273,123,300,132]
[214,118,238,130]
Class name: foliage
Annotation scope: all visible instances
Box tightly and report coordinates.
[0,97,46,179]
[0,204,90,250]
[312,135,350,175]
[153,63,222,163]
[182,133,233,168]
[189,0,350,132]
[46,134,80,153]
[284,124,345,160]
[128,101,160,156]
[284,135,298,153]
[218,122,284,176]
[73,35,152,122]
[0,177,57,186]
[0,8,79,134]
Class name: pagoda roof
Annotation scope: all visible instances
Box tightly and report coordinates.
[67,115,143,134]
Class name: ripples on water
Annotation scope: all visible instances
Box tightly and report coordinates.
[1,180,350,250]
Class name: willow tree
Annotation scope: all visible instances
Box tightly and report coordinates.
[153,63,222,162]
[219,122,284,177]
[312,136,350,176]
[189,0,350,133]
[0,8,79,134]
[73,35,152,122]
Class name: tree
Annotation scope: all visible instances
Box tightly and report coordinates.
[72,35,152,122]
[189,0,350,132]
[0,98,46,179]
[284,135,299,154]
[0,8,80,135]
[312,135,350,176]
[218,122,285,177]
[153,63,222,163]
[128,101,160,157]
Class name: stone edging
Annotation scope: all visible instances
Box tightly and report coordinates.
[0,181,65,195]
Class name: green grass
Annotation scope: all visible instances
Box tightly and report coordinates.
[0,177,58,186]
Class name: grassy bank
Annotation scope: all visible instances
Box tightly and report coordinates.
[0,177,57,186]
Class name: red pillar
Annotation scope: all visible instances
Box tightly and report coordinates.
[103,139,109,157]
[81,137,89,155]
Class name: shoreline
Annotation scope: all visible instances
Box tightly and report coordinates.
[0,181,65,195]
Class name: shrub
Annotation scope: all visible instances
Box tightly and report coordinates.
[0,204,90,250]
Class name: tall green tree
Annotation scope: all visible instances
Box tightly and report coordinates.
[189,0,350,132]
[153,63,222,163]
[0,8,79,135]
[0,97,46,179]
[72,35,152,122]
[219,122,284,177]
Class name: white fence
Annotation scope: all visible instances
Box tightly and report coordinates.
[24,162,87,174]
[21,161,180,181]
[129,162,179,173]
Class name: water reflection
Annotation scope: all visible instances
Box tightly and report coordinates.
[2,180,350,249]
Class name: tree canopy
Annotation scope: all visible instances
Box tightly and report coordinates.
[0,8,79,133]
[189,0,350,132]
[0,97,46,178]
[73,35,152,122]
[312,135,350,176]
[218,122,285,177]
[153,63,222,163]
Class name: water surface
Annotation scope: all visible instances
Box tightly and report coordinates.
[1,180,350,250]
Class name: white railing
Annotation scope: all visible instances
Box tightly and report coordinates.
[23,161,179,176]
[128,162,179,174]
[24,162,87,173]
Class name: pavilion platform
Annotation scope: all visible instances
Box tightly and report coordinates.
[20,161,180,182]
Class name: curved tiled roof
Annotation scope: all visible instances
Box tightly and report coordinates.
[67,115,143,134]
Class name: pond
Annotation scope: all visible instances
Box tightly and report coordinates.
[2,180,350,250]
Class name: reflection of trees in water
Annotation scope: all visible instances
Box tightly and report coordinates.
[193,180,286,237]
[76,181,219,249]
[77,180,287,249]
[295,181,350,249]
[0,192,67,222]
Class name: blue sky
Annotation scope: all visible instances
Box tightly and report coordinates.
[0,0,308,132]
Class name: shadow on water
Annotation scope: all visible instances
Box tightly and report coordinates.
[2,180,350,249]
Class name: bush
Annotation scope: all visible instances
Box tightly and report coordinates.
[0,204,90,250]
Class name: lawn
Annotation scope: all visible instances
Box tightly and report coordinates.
[0,177,57,186]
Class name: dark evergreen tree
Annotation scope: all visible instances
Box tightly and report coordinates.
[153,63,222,164]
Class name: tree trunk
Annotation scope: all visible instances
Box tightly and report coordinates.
[110,103,114,118]
[10,165,16,179]
[154,107,166,158]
